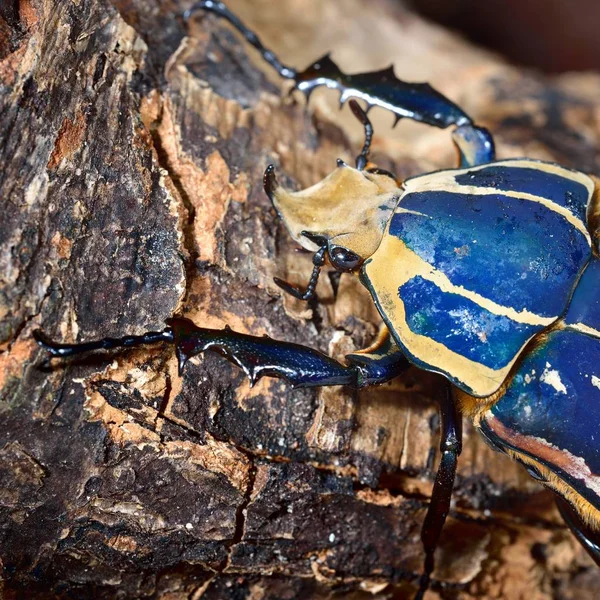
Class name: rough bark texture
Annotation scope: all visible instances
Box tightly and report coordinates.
[1,0,600,598]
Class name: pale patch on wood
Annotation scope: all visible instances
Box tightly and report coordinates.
[352,386,434,472]
[141,92,249,266]
[305,386,354,453]
[182,277,260,334]
[107,535,139,553]
[86,385,161,447]
[0,336,37,390]
[329,273,381,328]
[84,354,164,446]
[87,497,168,533]
[50,231,73,260]
[161,439,250,492]
[83,354,250,491]
[355,488,404,508]
[234,377,280,411]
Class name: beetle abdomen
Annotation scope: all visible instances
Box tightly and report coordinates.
[362,159,594,396]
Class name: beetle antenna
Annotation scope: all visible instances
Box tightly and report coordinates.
[273,246,327,301]
[185,1,297,80]
[349,99,373,170]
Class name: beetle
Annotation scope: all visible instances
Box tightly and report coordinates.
[33,1,600,597]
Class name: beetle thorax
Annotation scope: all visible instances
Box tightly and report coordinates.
[267,164,401,260]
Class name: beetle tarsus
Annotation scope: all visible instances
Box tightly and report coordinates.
[349,99,373,170]
[185,0,297,80]
[33,328,174,359]
[415,385,462,599]
[273,245,327,302]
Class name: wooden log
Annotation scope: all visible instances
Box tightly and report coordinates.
[1,0,599,597]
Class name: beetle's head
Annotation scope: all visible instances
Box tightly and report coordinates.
[264,101,402,300]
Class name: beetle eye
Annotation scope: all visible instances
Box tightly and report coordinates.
[329,247,362,272]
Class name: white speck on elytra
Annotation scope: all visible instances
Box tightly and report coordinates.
[540,363,567,394]
[592,376,600,391]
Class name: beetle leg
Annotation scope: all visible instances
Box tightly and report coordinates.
[186,1,495,167]
[451,124,495,168]
[32,328,173,359]
[184,1,297,80]
[556,496,600,566]
[349,99,373,170]
[273,245,327,301]
[34,318,409,388]
[415,383,462,600]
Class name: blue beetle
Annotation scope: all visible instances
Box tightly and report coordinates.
[34,1,600,597]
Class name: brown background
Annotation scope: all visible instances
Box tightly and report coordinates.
[411,0,600,73]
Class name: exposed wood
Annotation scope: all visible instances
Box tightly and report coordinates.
[1,0,600,598]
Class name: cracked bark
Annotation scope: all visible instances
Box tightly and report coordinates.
[2,0,600,598]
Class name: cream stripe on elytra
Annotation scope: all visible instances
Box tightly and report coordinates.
[393,207,431,219]
[363,235,537,396]
[386,236,555,326]
[406,158,595,190]
[464,159,593,185]
[404,170,591,241]
[567,321,600,339]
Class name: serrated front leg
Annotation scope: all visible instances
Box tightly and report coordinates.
[34,317,410,389]
[187,1,495,167]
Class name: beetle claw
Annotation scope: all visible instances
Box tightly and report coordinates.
[273,245,327,302]
[263,164,278,200]
[273,277,314,301]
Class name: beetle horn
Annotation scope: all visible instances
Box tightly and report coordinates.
[349,99,373,170]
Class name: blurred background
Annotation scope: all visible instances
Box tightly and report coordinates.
[409,0,600,73]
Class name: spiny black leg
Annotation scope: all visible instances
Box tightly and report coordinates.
[416,384,462,600]
[556,497,600,566]
[33,328,173,360]
[349,100,373,170]
[273,244,326,302]
[186,1,495,167]
[34,317,410,388]
[184,1,297,80]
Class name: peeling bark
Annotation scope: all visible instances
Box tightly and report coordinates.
[2,0,600,598]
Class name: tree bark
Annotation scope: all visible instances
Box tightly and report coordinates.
[1,0,600,598]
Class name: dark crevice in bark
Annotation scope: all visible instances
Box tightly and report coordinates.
[146,98,199,306]
[194,452,258,597]
[155,365,173,430]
